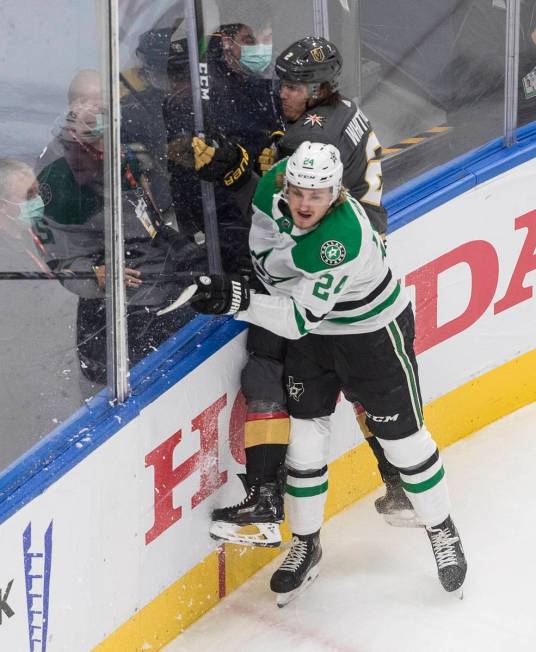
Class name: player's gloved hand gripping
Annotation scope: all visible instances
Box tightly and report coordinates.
[192,135,252,189]
[157,274,250,316]
[256,129,285,175]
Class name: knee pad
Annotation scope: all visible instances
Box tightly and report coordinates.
[286,416,331,471]
[377,426,437,472]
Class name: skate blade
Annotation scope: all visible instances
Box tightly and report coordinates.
[383,510,424,528]
[209,521,282,548]
[275,566,320,608]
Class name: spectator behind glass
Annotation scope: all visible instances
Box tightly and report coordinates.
[0,159,50,275]
[36,69,104,174]
[166,20,281,275]
[36,103,194,391]
[0,159,85,462]
[205,22,280,160]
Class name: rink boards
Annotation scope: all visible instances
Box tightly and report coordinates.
[0,150,535,651]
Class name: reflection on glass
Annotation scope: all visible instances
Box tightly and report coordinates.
[0,1,110,470]
[120,23,202,371]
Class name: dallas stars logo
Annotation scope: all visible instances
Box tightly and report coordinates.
[303,113,325,128]
[320,240,346,266]
[287,376,305,401]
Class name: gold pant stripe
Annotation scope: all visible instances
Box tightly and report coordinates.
[245,418,290,448]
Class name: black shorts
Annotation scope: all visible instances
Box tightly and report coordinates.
[284,304,423,440]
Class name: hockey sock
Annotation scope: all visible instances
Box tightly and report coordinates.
[378,427,451,526]
[285,466,328,536]
[365,433,400,482]
[245,444,288,485]
[244,405,290,484]
[353,402,400,481]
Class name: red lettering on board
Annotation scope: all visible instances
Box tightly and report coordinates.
[406,240,499,354]
[494,210,536,314]
[228,391,247,465]
[191,395,228,508]
[145,394,228,545]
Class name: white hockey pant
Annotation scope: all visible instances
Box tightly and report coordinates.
[285,416,331,536]
[377,426,450,527]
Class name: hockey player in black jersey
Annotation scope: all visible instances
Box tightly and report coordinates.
[192,36,415,542]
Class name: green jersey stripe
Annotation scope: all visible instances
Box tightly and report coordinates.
[285,481,329,497]
[401,466,444,493]
[327,282,401,323]
[387,320,423,426]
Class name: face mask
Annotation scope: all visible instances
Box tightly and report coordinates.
[18,195,45,226]
[240,43,272,73]
[89,112,105,139]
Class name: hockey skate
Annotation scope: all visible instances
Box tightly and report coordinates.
[209,474,284,547]
[270,531,322,607]
[426,515,467,596]
[375,476,423,528]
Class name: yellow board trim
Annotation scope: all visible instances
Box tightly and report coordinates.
[400,137,426,145]
[244,418,290,447]
[94,348,536,651]
[93,553,220,652]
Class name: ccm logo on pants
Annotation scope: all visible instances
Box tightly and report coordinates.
[365,411,399,423]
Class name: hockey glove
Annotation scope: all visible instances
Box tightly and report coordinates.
[190,274,250,315]
[192,135,252,189]
[256,129,285,175]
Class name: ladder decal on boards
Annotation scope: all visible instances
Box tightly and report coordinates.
[23,522,53,652]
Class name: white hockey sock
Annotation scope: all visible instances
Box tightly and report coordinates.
[378,427,451,527]
[285,466,328,536]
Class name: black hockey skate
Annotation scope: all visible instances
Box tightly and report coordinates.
[375,476,423,528]
[209,474,284,547]
[426,515,467,594]
[270,531,322,607]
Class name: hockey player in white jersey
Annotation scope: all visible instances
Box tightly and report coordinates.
[183,142,467,604]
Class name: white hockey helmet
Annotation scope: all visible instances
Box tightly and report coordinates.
[285,141,343,205]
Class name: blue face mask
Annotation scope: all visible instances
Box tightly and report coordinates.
[240,43,272,73]
[18,195,45,226]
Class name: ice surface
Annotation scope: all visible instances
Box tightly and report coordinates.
[164,402,536,652]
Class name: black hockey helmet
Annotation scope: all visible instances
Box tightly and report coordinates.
[136,28,189,73]
[275,36,343,95]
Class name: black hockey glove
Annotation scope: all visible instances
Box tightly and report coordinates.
[190,274,250,315]
[192,135,252,190]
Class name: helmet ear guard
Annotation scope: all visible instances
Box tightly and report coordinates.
[284,141,343,205]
